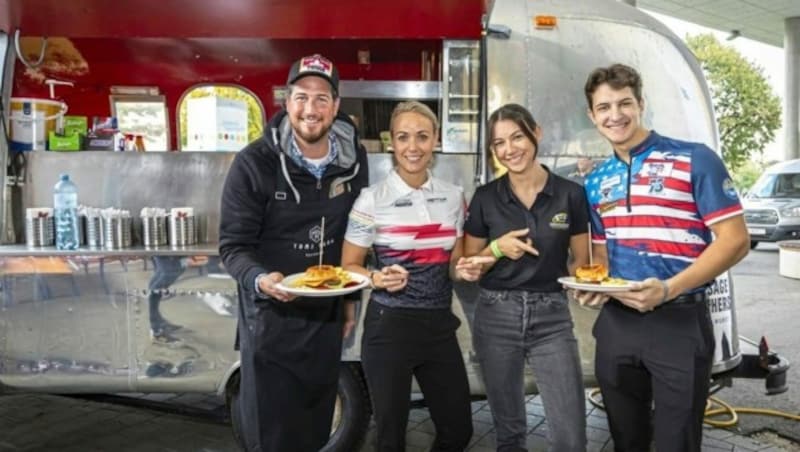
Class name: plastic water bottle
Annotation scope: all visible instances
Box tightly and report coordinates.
[54,173,80,250]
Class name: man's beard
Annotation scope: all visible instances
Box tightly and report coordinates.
[295,127,329,145]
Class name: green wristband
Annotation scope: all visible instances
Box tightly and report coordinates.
[490,240,505,259]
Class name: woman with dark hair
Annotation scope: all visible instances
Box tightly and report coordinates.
[462,103,590,451]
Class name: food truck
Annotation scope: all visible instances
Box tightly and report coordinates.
[0,0,789,450]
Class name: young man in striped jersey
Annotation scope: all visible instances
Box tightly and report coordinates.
[576,63,750,451]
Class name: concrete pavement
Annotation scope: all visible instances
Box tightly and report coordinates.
[0,390,796,451]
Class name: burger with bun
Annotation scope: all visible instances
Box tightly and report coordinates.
[575,263,609,284]
[291,265,355,289]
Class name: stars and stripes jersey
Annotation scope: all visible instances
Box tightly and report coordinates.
[345,169,465,309]
[584,131,743,287]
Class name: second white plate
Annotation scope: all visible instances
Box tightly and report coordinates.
[558,276,634,293]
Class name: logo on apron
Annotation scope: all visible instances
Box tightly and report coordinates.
[310,225,322,243]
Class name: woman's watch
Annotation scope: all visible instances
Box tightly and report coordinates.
[368,270,378,289]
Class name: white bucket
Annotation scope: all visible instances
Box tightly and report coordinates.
[8,97,67,151]
[778,240,800,279]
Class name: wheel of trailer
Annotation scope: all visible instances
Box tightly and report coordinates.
[227,363,371,451]
[227,371,245,450]
[750,240,759,249]
[321,363,371,452]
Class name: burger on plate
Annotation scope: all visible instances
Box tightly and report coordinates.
[292,265,355,289]
[575,263,609,284]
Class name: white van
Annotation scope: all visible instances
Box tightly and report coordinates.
[743,159,800,248]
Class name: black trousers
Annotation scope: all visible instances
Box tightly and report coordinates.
[362,302,473,452]
[593,297,715,452]
[236,297,342,452]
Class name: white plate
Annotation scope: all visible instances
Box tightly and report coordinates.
[747,227,766,236]
[558,276,635,293]
[276,271,369,297]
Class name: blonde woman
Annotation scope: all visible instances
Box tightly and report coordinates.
[342,101,484,451]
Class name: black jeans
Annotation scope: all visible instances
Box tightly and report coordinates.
[362,301,473,452]
[594,298,714,452]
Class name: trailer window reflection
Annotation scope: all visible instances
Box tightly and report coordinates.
[177,85,264,152]
[111,94,170,151]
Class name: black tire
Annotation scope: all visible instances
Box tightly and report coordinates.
[321,363,371,452]
[226,363,371,452]
[227,372,245,450]
[750,240,759,249]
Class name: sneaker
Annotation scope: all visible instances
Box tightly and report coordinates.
[202,293,234,316]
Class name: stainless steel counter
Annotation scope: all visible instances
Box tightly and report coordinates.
[0,243,219,257]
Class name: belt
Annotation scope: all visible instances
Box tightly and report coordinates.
[666,292,706,305]
[610,291,706,311]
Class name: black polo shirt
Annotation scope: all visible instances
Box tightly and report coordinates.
[464,168,589,292]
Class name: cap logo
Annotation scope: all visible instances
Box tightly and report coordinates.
[299,55,333,77]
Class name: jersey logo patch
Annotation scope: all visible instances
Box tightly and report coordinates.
[598,202,616,214]
[549,212,569,230]
[642,162,672,194]
[722,178,739,200]
[639,161,673,178]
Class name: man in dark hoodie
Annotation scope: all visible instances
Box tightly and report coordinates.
[219,54,368,452]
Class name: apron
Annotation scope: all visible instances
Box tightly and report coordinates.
[236,162,358,452]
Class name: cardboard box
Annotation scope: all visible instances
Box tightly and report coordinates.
[48,131,82,151]
[84,132,116,150]
[62,116,88,136]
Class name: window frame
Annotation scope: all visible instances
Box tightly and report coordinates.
[176,83,265,151]
[109,94,170,151]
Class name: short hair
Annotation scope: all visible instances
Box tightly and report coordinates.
[390,101,439,135]
[584,63,643,109]
[487,103,539,155]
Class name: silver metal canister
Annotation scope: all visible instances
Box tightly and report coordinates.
[84,214,104,248]
[169,214,196,247]
[25,208,55,247]
[103,216,132,249]
[142,215,168,247]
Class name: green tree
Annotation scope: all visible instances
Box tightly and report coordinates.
[178,85,264,149]
[731,159,764,192]
[686,34,781,172]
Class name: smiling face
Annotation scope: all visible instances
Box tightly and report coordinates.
[391,111,437,180]
[587,83,649,154]
[285,75,340,148]
[490,119,540,173]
